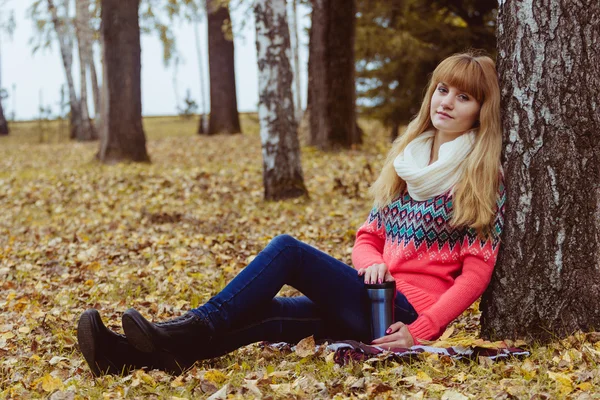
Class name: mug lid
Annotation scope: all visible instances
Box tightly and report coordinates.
[364,281,396,289]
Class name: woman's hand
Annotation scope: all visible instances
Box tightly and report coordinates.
[371,321,415,349]
[357,263,394,284]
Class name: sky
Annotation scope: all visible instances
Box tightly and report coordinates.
[1,1,310,121]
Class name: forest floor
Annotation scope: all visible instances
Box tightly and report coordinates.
[1,115,599,399]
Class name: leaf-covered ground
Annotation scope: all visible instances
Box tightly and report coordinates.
[1,116,599,399]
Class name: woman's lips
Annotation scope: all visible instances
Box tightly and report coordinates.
[436,111,453,119]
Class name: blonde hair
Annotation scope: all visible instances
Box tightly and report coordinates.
[369,52,502,238]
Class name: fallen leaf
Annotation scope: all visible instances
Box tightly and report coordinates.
[36,374,65,393]
[441,390,469,400]
[295,335,316,358]
[206,383,229,400]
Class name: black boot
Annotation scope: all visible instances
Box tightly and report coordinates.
[77,309,182,376]
[122,308,213,370]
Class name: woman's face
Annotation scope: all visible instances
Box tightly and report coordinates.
[430,82,481,135]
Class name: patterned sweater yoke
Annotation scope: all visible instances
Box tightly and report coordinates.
[352,178,506,342]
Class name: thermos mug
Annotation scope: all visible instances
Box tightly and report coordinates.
[365,281,396,340]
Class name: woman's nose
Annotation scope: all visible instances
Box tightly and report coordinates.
[441,100,453,110]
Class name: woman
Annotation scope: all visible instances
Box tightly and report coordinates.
[77,52,505,376]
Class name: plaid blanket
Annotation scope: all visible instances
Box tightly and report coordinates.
[262,340,530,366]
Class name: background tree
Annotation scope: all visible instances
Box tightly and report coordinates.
[193,7,209,134]
[74,0,97,140]
[98,0,149,163]
[355,0,497,139]
[0,4,15,135]
[205,0,240,135]
[0,91,7,135]
[254,0,307,200]
[308,0,359,150]
[46,0,97,141]
[288,0,303,123]
[480,0,600,341]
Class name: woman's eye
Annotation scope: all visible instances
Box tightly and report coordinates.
[458,94,469,101]
[437,87,447,93]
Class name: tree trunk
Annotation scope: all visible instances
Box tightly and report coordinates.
[89,52,101,123]
[480,0,600,341]
[98,0,149,163]
[75,0,97,140]
[194,13,209,135]
[254,0,308,201]
[205,0,241,135]
[96,29,107,142]
[289,0,303,122]
[0,100,8,135]
[0,24,6,135]
[47,0,87,141]
[308,0,359,150]
[89,0,101,126]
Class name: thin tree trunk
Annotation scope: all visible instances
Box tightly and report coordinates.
[47,0,85,141]
[0,100,8,135]
[194,13,208,135]
[205,0,241,135]
[89,48,100,120]
[98,0,149,163]
[0,24,6,135]
[480,0,600,341]
[97,29,107,141]
[289,0,303,122]
[89,0,101,127]
[254,0,308,201]
[308,0,359,150]
[75,0,97,140]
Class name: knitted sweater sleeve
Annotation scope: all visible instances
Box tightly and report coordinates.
[407,179,507,342]
[352,206,386,270]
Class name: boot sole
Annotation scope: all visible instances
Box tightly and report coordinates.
[122,309,157,353]
[77,309,102,377]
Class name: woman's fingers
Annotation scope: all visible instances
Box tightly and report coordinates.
[359,263,391,284]
[384,271,394,282]
[387,321,404,334]
[371,326,414,349]
[372,330,403,345]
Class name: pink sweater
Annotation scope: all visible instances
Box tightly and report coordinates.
[352,180,506,342]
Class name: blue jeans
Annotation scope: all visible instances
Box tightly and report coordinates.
[191,234,418,358]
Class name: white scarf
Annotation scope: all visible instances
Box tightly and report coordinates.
[393,130,476,201]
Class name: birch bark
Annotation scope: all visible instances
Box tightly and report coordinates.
[74,0,97,140]
[254,0,307,200]
[288,0,303,122]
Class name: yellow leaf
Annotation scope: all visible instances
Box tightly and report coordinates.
[170,376,185,388]
[133,370,156,386]
[547,371,573,395]
[37,374,64,392]
[438,326,455,341]
[416,370,432,383]
[519,359,537,380]
[204,369,227,385]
